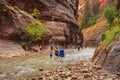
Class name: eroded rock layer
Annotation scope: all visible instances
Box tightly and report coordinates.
[92,34,120,73]
[0,0,83,55]
[2,0,83,45]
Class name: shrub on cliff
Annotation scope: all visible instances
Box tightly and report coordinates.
[103,3,119,46]
[104,16,120,46]
[92,0,99,15]
[31,8,40,18]
[105,6,117,28]
[80,0,99,29]
[25,21,44,43]
[81,0,91,29]
[104,26,120,46]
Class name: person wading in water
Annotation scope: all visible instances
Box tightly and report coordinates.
[59,48,65,60]
[49,42,54,58]
[55,47,59,57]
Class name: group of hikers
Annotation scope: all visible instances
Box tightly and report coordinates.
[49,43,65,59]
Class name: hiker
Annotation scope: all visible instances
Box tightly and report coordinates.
[49,42,54,58]
[39,44,42,50]
[49,51,53,58]
[54,47,59,58]
[59,49,65,59]
[50,42,54,51]
[78,46,80,51]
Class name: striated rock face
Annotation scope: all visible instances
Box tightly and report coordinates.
[0,0,36,56]
[43,21,67,44]
[0,0,83,57]
[92,34,120,73]
[0,0,52,42]
[5,0,83,46]
[0,0,35,41]
[82,18,107,47]
[6,0,78,25]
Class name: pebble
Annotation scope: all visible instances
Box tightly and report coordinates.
[27,61,120,80]
[59,73,67,78]
[39,68,44,71]
[105,78,114,80]
[71,75,77,79]
[93,65,102,69]
[81,69,89,73]
[83,73,91,78]
[45,73,50,76]
[99,73,108,76]
[31,78,36,80]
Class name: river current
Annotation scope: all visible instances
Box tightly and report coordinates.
[0,47,96,80]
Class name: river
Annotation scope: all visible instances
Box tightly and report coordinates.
[0,47,95,80]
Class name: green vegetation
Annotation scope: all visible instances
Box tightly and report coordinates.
[81,0,91,29]
[88,14,99,26]
[114,17,120,26]
[21,42,29,50]
[80,0,99,29]
[80,14,99,29]
[104,26,120,46]
[105,6,116,27]
[92,0,99,15]
[23,21,44,50]
[104,17,120,46]
[103,2,120,46]
[102,34,106,41]
[25,21,44,43]
[31,8,40,18]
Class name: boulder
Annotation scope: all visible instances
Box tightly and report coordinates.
[92,34,120,73]
[0,40,25,59]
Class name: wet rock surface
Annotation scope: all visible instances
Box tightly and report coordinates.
[32,61,120,80]
[0,40,25,59]
[93,34,120,74]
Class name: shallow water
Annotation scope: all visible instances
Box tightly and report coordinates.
[0,47,95,80]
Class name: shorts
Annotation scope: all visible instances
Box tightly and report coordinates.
[50,53,52,57]
[60,54,64,57]
[55,53,59,57]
